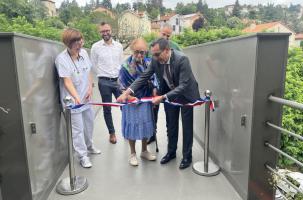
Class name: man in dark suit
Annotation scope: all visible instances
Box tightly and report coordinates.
[117,38,200,169]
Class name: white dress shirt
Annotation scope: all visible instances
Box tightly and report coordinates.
[90,39,123,78]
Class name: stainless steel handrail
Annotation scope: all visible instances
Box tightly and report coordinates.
[265,142,303,168]
[267,122,303,141]
[269,95,303,111]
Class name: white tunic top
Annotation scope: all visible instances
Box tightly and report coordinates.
[55,49,92,113]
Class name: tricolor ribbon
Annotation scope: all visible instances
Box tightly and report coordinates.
[70,96,215,111]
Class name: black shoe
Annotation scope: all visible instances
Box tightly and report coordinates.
[179,158,192,169]
[147,135,155,145]
[160,153,176,164]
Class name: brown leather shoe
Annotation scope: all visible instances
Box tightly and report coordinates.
[109,134,117,144]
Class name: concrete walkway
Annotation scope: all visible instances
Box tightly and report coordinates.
[47,85,241,200]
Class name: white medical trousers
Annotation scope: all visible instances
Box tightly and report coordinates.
[71,107,94,159]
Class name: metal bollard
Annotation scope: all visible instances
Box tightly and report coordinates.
[193,90,220,176]
[56,96,88,195]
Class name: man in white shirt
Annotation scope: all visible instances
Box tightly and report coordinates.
[91,22,123,144]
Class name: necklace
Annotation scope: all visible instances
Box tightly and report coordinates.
[67,50,80,74]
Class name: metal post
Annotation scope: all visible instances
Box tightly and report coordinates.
[56,96,88,195]
[193,90,220,176]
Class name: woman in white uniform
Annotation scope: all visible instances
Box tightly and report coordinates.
[55,28,101,168]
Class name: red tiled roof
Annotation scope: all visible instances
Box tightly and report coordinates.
[160,13,176,21]
[295,33,303,40]
[242,21,281,33]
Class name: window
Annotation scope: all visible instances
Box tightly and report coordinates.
[173,25,176,31]
[176,18,179,25]
[179,26,182,33]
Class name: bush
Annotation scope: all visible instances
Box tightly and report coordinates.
[142,32,158,43]
[0,15,62,41]
[172,27,243,47]
[279,47,303,168]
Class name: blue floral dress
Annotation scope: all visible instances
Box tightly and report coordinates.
[118,56,155,140]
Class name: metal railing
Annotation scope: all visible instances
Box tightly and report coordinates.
[56,96,88,195]
[266,95,303,196]
[192,90,220,176]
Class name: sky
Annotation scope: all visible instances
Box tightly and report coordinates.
[55,0,303,8]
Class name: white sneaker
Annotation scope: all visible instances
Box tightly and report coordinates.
[129,153,139,166]
[80,157,92,168]
[88,146,101,154]
[140,151,156,161]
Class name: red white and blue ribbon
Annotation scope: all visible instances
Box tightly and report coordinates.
[70,96,215,111]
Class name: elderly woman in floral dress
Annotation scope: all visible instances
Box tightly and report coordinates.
[118,38,157,166]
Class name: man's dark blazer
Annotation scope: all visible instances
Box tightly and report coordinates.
[129,49,200,103]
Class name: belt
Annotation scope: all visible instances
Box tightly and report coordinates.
[99,77,118,81]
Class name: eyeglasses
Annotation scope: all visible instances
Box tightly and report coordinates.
[153,50,163,57]
[101,30,110,34]
[161,33,171,38]
[134,50,146,55]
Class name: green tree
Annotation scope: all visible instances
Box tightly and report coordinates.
[149,7,160,20]
[259,4,284,22]
[206,8,227,28]
[59,0,83,25]
[29,0,47,20]
[70,17,100,48]
[0,0,35,22]
[226,16,243,29]
[115,3,131,14]
[280,47,303,168]
[83,0,96,15]
[132,2,146,12]
[44,17,65,29]
[101,0,112,10]
[175,2,197,15]
[232,0,241,17]
[197,0,203,13]
[248,10,257,19]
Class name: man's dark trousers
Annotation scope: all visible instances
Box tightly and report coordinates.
[98,77,121,134]
[162,82,193,159]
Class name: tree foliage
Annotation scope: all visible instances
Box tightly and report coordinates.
[0,0,46,23]
[172,28,243,47]
[59,0,83,25]
[0,14,61,41]
[175,2,197,15]
[279,47,303,168]
[115,3,131,14]
[101,0,112,10]
[232,0,241,17]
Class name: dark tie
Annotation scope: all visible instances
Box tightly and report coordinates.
[165,64,174,89]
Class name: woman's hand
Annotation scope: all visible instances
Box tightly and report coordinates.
[74,96,81,105]
[85,85,93,101]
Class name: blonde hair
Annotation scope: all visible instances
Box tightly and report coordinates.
[130,38,148,51]
[61,28,83,48]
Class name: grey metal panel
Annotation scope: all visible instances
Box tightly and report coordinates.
[184,33,289,200]
[185,36,258,199]
[248,35,289,199]
[12,35,68,200]
[0,33,69,200]
[0,35,32,200]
